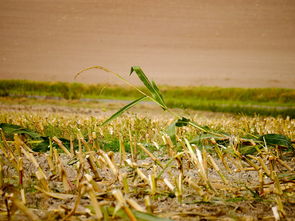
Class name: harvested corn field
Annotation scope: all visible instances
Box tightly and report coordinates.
[0,102,294,220]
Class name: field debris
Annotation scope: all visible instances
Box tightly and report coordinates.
[0,112,294,220]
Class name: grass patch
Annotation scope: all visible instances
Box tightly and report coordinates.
[1,79,294,118]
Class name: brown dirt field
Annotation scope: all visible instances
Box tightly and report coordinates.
[0,0,295,88]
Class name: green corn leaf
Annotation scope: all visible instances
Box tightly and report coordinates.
[166,117,190,145]
[166,120,177,144]
[130,66,167,110]
[175,117,190,127]
[151,80,165,107]
[101,96,147,126]
[239,145,260,155]
[258,134,293,149]
[0,123,41,139]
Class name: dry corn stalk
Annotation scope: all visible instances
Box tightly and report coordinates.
[137,143,163,168]
[112,189,137,221]
[52,136,72,157]
[86,183,103,220]
[11,197,40,221]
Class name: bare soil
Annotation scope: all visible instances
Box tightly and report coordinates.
[1,0,295,88]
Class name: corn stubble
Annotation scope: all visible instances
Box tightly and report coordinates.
[0,66,294,220]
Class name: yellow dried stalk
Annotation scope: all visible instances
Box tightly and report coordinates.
[175,173,183,202]
[144,195,152,213]
[61,166,73,192]
[13,134,22,156]
[17,157,26,204]
[49,137,53,157]
[175,154,184,175]
[75,163,84,189]
[70,136,75,156]
[152,141,160,150]
[81,137,92,152]
[136,168,148,183]
[52,136,72,157]
[260,182,292,194]
[21,147,47,181]
[137,143,163,168]
[126,198,146,213]
[112,189,137,221]
[53,148,62,176]
[258,169,264,195]
[163,135,175,157]
[187,178,205,197]
[250,156,271,177]
[35,170,49,191]
[85,174,101,192]
[226,154,244,172]
[164,178,175,192]
[148,174,157,195]
[86,154,101,180]
[0,129,14,157]
[276,195,286,218]
[156,152,184,179]
[125,159,138,168]
[12,197,40,221]
[244,167,257,171]
[18,157,23,185]
[272,171,283,195]
[201,150,208,175]
[269,156,275,179]
[208,154,228,184]
[123,207,137,221]
[14,134,34,153]
[76,150,86,168]
[102,151,118,177]
[243,157,260,172]
[129,129,137,162]
[21,148,39,169]
[92,132,100,151]
[222,155,233,173]
[112,189,126,207]
[87,183,103,220]
[214,145,223,159]
[185,139,209,187]
[46,154,55,174]
[120,173,129,194]
[0,160,3,189]
[0,142,9,158]
[78,137,82,153]
[34,186,74,200]
[20,188,26,205]
[119,136,126,165]
[276,158,292,171]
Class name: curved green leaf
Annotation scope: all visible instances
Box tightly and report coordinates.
[259,134,293,150]
[130,66,167,110]
[101,96,147,126]
[166,120,177,144]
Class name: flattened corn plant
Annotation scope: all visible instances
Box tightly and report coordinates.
[0,66,294,220]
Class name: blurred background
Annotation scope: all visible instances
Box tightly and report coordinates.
[0,0,294,88]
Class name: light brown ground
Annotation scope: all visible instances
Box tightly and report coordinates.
[0,0,295,88]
